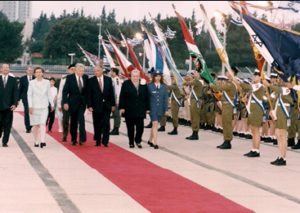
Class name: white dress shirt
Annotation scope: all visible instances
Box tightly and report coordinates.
[155,83,161,89]
[27,75,33,82]
[75,74,84,88]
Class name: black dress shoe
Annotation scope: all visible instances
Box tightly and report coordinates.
[136,143,142,148]
[217,141,225,148]
[2,143,8,147]
[26,130,31,133]
[40,142,46,148]
[103,144,109,147]
[62,137,67,142]
[219,141,231,149]
[154,145,159,149]
[48,130,52,133]
[245,134,252,139]
[71,141,77,146]
[270,157,280,165]
[273,140,278,145]
[95,141,101,146]
[168,128,178,135]
[34,143,39,147]
[129,144,135,148]
[243,151,252,156]
[157,126,165,132]
[184,121,191,126]
[145,122,152,128]
[148,141,154,147]
[292,141,300,149]
[79,141,85,146]
[110,128,119,135]
[233,131,239,136]
[247,151,260,157]
[287,138,295,147]
[238,133,245,138]
[264,137,273,143]
[274,158,286,166]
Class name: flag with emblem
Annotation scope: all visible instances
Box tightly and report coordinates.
[102,40,116,68]
[77,44,103,67]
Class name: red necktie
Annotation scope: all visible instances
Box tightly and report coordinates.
[99,78,103,92]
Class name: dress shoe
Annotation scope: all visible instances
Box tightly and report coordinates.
[2,143,8,147]
[264,137,273,143]
[110,128,119,135]
[95,141,101,146]
[181,120,187,125]
[103,144,109,147]
[168,128,178,135]
[158,126,165,132]
[274,158,286,166]
[148,141,154,147]
[136,143,142,148]
[26,129,31,133]
[145,122,152,128]
[199,123,205,129]
[287,138,295,147]
[245,134,252,139]
[217,141,225,148]
[292,141,300,149]
[184,121,191,126]
[273,139,278,145]
[129,144,135,148]
[243,151,252,156]
[154,145,159,149]
[204,125,213,131]
[219,141,231,149]
[62,137,67,142]
[185,131,198,140]
[270,157,280,165]
[48,130,52,133]
[246,151,260,157]
[34,143,39,147]
[238,133,245,138]
[40,142,46,148]
[71,141,77,146]
[233,131,239,136]
[79,141,85,146]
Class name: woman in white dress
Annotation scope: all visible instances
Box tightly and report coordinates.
[28,67,54,148]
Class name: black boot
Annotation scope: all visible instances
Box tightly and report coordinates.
[287,138,295,147]
[157,126,165,132]
[292,140,300,149]
[184,121,191,126]
[168,127,178,135]
[273,139,278,145]
[110,128,119,135]
[185,131,198,140]
[199,123,205,129]
[145,122,152,128]
[219,140,232,149]
[181,119,187,125]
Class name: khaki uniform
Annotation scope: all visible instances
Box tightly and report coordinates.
[210,81,237,141]
[168,83,181,128]
[200,85,208,124]
[183,79,203,131]
[207,88,216,125]
[240,83,265,127]
[183,86,191,121]
[269,85,293,130]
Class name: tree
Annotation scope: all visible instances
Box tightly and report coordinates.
[43,17,99,59]
[0,11,7,20]
[292,23,300,32]
[31,12,50,41]
[191,9,196,22]
[107,9,117,24]
[156,13,161,22]
[101,6,106,19]
[0,16,24,62]
[29,40,44,53]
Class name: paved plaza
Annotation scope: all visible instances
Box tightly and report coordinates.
[1,103,300,213]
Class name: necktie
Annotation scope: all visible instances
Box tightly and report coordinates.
[99,78,103,93]
[78,77,82,92]
[30,76,32,81]
[3,76,6,88]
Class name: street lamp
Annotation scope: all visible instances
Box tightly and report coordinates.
[83,57,86,66]
[68,53,75,64]
[214,10,227,75]
[97,15,103,59]
[135,32,145,72]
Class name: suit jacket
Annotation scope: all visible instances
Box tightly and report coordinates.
[62,73,88,112]
[18,75,36,101]
[119,79,149,118]
[87,75,115,113]
[27,78,54,109]
[147,82,168,116]
[0,75,18,110]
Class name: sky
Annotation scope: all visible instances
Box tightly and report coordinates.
[32,1,233,22]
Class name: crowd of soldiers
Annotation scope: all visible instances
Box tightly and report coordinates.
[149,67,300,166]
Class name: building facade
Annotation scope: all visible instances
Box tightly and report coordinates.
[0,1,31,23]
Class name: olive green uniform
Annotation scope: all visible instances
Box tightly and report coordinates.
[207,88,216,125]
[240,83,265,127]
[210,81,237,141]
[183,79,203,131]
[167,84,181,128]
[269,85,293,130]
[200,85,208,124]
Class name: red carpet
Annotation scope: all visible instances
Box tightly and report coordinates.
[17,112,253,213]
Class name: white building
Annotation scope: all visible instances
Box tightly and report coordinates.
[0,1,31,23]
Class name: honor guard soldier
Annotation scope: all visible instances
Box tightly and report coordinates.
[167,76,181,135]
[209,67,238,149]
[182,70,203,140]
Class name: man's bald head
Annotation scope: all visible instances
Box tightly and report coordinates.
[94,65,103,77]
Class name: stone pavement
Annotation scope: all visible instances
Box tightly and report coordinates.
[2,106,300,212]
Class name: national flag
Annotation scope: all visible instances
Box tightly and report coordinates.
[174,9,215,85]
[108,33,134,78]
[231,12,243,26]
[164,26,176,39]
[120,31,150,82]
[151,17,183,88]
[278,1,300,13]
[77,44,103,67]
[230,3,300,82]
[102,40,116,68]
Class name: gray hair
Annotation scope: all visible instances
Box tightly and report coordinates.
[76,63,85,70]
[131,69,140,76]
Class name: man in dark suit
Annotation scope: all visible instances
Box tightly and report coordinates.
[18,66,35,133]
[0,63,18,147]
[62,63,88,146]
[87,65,115,147]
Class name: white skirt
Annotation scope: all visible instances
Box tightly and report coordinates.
[29,108,49,125]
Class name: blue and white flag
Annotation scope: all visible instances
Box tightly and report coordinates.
[164,26,176,39]
[278,1,300,13]
[231,13,243,26]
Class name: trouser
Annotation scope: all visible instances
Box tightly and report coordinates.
[46,108,55,131]
[171,101,179,128]
[70,105,86,142]
[222,104,233,141]
[0,109,13,144]
[112,105,121,128]
[92,109,111,145]
[62,107,70,137]
[184,100,190,121]
[160,115,167,126]
[287,104,298,138]
[208,104,216,125]
[125,117,144,146]
[200,102,207,123]
[190,99,201,131]
[22,98,31,131]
